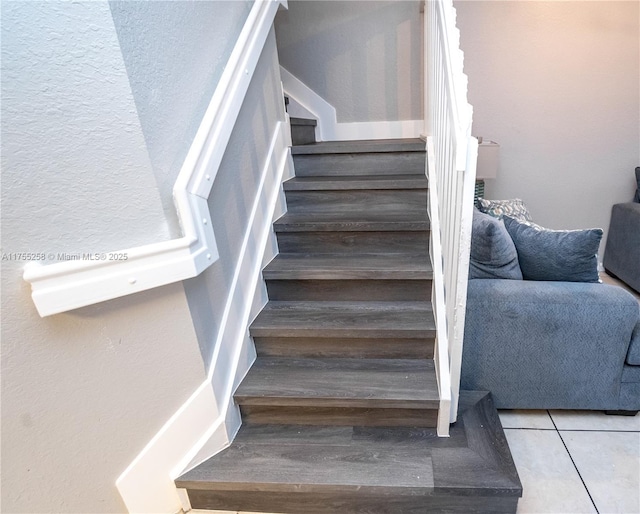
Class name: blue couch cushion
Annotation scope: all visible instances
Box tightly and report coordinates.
[469,208,522,280]
[503,216,602,282]
[635,167,640,203]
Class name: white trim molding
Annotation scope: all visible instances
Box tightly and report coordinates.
[426,137,452,438]
[334,120,424,141]
[280,66,423,142]
[116,121,293,514]
[23,0,286,317]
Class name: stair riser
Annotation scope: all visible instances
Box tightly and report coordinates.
[185,490,519,514]
[275,231,429,254]
[285,189,426,213]
[291,125,316,146]
[265,279,432,302]
[239,405,438,427]
[293,152,426,176]
[250,326,435,339]
[253,337,435,359]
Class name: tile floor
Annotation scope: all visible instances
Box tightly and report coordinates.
[500,409,640,514]
[192,273,640,514]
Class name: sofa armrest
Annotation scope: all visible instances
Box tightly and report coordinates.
[604,202,640,293]
[627,320,640,365]
[461,279,640,409]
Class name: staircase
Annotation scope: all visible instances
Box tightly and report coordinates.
[175,120,521,513]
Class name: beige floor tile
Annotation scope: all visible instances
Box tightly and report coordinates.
[561,431,640,514]
[499,409,555,429]
[550,410,640,432]
[504,429,596,514]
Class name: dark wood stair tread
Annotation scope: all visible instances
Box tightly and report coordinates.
[176,393,522,512]
[291,138,425,155]
[283,174,427,191]
[250,301,435,338]
[263,254,433,280]
[177,424,432,494]
[274,211,430,232]
[290,117,317,126]
[235,357,439,409]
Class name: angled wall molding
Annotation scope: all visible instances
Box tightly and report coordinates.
[23,0,286,317]
[280,66,424,142]
[116,120,292,514]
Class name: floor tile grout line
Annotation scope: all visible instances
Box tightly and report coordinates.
[553,428,640,433]
[549,412,600,514]
[504,427,639,432]
[503,427,557,431]
[546,410,640,433]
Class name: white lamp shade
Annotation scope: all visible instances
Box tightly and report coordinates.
[476,140,499,179]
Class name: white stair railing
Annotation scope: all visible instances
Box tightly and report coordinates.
[424,0,478,433]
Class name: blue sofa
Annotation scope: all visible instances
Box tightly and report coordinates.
[461,279,640,412]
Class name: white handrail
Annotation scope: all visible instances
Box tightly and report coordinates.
[23,0,285,317]
[424,0,477,430]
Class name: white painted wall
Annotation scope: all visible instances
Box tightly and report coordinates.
[1,2,208,512]
[2,1,171,255]
[275,0,423,123]
[110,0,253,236]
[455,0,640,259]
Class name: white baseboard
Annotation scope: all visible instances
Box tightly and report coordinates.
[334,119,424,140]
[116,381,221,514]
[116,122,292,513]
[281,66,424,141]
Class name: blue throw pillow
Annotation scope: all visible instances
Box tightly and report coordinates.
[469,208,523,280]
[503,216,602,283]
[476,197,533,222]
[634,167,640,203]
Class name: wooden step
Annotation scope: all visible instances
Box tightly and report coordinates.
[290,117,317,127]
[176,392,523,513]
[263,254,433,280]
[235,357,439,426]
[285,189,427,214]
[249,301,435,339]
[263,254,432,302]
[291,138,425,155]
[253,336,434,359]
[290,117,317,146]
[291,139,426,177]
[266,278,430,302]
[273,211,430,232]
[276,230,429,255]
[283,174,427,191]
[293,152,426,177]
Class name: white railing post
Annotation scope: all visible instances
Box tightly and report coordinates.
[424,0,477,431]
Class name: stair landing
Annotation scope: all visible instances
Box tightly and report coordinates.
[177,391,522,513]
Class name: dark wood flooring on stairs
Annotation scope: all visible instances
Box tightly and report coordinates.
[176,129,521,513]
[176,392,522,513]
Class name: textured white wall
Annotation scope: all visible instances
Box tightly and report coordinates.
[275,0,423,123]
[110,0,253,235]
[2,1,171,255]
[455,0,640,259]
[1,2,207,512]
[184,28,285,371]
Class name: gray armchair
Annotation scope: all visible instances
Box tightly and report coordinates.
[604,167,640,293]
